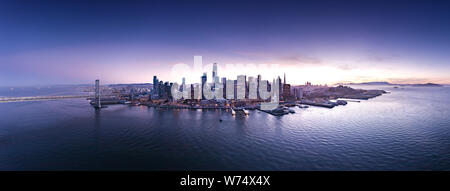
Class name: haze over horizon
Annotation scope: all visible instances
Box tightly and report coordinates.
[1,0,450,86]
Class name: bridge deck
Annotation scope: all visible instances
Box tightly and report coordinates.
[0,95,92,102]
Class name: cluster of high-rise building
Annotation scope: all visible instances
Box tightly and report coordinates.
[151,76,173,100]
[150,63,303,102]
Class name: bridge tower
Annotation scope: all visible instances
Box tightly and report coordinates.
[95,79,101,108]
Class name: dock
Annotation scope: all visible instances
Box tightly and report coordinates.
[257,108,287,116]
[300,101,335,108]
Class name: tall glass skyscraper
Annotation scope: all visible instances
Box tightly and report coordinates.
[201,73,207,100]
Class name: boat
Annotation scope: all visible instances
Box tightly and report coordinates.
[243,109,249,115]
[231,109,236,115]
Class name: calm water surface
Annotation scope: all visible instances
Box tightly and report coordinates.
[0,85,449,170]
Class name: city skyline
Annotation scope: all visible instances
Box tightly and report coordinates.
[1,0,450,86]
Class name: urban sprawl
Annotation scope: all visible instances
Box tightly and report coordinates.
[90,63,386,116]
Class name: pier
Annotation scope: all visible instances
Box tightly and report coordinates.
[300,101,335,108]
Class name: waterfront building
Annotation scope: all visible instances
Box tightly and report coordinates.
[151,76,160,99]
[190,84,195,100]
[158,81,164,98]
[153,76,158,92]
[233,80,237,100]
[292,87,303,100]
[169,82,173,100]
[248,76,257,99]
[245,75,249,99]
[161,81,169,99]
[212,63,218,79]
[278,76,283,98]
[181,77,186,91]
[282,74,292,100]
[130,88,135,101]
[282,84,291,100]
[212,63,221,98]
[257,74,261,99]
[193,83,202,100]
[201,73,207,100]
[237,75,246,100]
[226,79,235,100]
[222,77,227,99]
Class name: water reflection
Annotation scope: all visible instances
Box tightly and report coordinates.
[0,86,449,170]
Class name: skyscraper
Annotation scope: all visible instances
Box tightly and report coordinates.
[222,77,227,99]
[282,74,291,101]
[152,76,159,99]
[237,75,246,100]
[292,87,303,100]
[153,76,158,90]
[181,77,186,91]
[212,63,218,78]
[159,80,164,99]
[277,76,282,98]
[257,74,261,99]
[201,73,207,100]
[212,63,220,95]
[190,84,195,100]
[130,88,135,101]
[169,82,173,99]
[233,80,237,100]
[248,76,257,99]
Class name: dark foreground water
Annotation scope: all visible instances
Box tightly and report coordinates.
[0,85,449,170]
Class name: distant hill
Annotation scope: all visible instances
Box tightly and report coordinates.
[346,81,392,85]
[407,83,442,87]
[108,83,153,88]
[341,81,442,87]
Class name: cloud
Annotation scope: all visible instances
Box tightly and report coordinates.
[363,51,400,63]
[366,55,387,62]
[280,55,322,65]
[336,64,354,71]
[232,51,269,58]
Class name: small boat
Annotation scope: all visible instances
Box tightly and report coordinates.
[243,109,249,115]
[231,109,236,115]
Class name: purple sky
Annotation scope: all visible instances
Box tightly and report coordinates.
[1,0,450,86]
